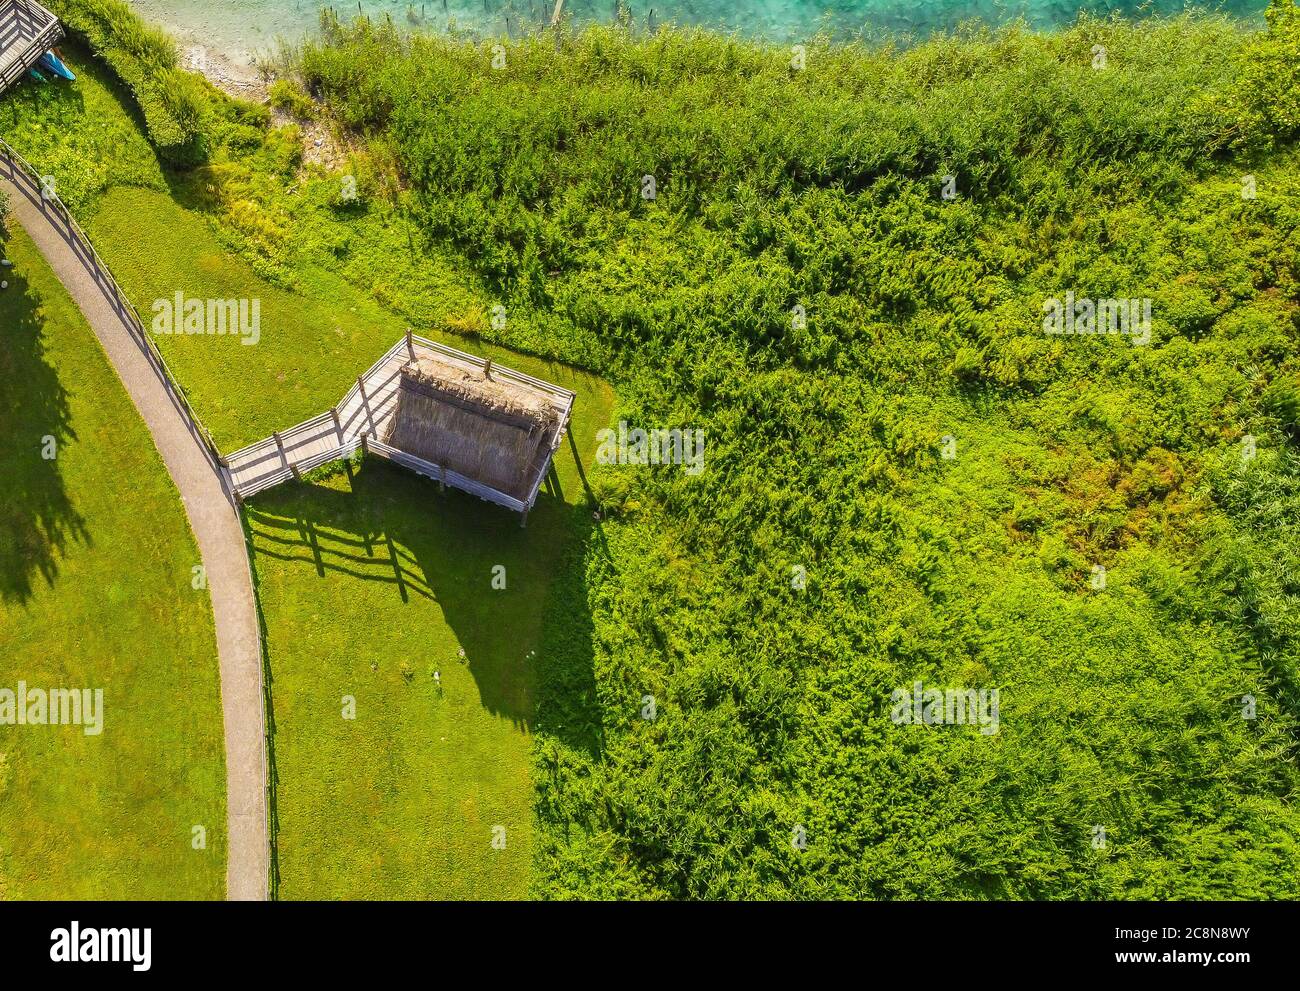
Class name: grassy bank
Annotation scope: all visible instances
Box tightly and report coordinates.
[0,225,225,899]
[290,8,1300,898]
[87,186,611,451]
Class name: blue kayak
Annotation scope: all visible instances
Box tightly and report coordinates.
[38,51,75,81]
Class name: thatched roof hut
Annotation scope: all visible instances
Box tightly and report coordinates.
[383,351,567,505]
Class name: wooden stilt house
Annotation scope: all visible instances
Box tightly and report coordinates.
[222,333,575,525]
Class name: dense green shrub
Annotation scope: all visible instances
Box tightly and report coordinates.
[286,6,1300,898]
[47,0,210,163]
[1217,0,1300,147]
[1264,376,1300,440]
[268,78,315,120]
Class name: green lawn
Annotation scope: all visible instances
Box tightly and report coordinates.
[0,225,226,899]
[236,305,610,897]
[89,185,609,453]
[248,452,603,899]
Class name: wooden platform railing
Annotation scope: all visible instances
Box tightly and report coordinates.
[223,332,576,517]
[0,0,64,96]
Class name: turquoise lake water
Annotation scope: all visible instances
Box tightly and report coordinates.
[126,1,1270,60]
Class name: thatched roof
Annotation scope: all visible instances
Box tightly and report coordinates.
[383,354,563,501]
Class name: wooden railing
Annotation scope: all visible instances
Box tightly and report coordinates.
[0,137,224,467]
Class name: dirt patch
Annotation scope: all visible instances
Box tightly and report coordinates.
[296,116,351,171]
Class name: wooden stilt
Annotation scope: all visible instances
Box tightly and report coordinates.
[406,328,417,362]
[357,375,376,437]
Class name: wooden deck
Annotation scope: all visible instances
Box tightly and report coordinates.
[222,334,576,516]
[0,0,61,96]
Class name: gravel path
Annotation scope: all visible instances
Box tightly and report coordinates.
[1,164,269,901]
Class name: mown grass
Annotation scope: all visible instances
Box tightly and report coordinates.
[0,226,225,899]
[82,153,613,902]
[247,447,604,899]
[89,185,611,453]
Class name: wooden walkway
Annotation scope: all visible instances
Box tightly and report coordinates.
[0,0,61,95]
[222,333,576,516]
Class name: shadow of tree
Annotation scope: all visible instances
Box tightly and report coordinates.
[243,456,600,755]
[0,228,88,603]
